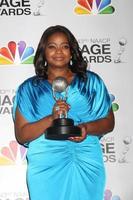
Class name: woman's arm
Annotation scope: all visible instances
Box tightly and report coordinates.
[82,108,115,135]
[14,100,70,145]
[14,108,53,145]
[69,108,115,142]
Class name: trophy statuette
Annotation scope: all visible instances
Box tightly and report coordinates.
[45,77,81,140]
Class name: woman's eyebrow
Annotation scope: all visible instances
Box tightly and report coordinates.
[47,42,69,45]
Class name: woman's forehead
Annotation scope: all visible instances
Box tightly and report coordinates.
[46,32,68,42]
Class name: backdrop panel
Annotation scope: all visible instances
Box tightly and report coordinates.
[0,0,132,199]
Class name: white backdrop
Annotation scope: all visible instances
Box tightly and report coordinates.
[0,0,133,199]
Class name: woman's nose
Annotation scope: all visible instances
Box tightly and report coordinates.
[56,47,62,53]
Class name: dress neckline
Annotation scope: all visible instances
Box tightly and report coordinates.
[45,73,77,88]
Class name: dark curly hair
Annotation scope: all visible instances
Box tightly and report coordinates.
[34,25,87,81]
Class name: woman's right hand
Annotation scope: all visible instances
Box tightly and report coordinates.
[52,100,70,119]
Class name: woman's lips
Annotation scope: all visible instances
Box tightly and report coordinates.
[54,57,64,61]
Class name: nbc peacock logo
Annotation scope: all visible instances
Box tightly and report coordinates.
[0,41,34,65]
[110,94,119,112]
[74,0,115,15]
[0,140,27,165]
[104,189,121,200]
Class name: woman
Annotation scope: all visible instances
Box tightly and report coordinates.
[13,25,115,200]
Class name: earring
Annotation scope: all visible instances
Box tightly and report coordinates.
[70,59,73,66]
[44,61,47,67]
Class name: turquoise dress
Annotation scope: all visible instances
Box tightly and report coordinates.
[13,71,111,200]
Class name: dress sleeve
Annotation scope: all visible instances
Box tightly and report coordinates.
[12,80,36,123]
[12,80,37,147]
[87,72,112,121]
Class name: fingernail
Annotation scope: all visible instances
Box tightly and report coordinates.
[69,137,73,139]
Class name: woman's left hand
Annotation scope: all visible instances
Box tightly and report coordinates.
[69,124,88,142]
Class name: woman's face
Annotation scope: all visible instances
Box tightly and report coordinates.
[44,32,71,68]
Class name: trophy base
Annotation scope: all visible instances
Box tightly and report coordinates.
[45,118,81,140]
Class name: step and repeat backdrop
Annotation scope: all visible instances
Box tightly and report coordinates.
[0,0,133,199]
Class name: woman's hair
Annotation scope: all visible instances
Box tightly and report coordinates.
[34,25,87,81]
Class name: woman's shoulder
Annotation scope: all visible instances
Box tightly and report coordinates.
[17,75,38,91]
[86,70,102,81]
[86,70,108,92]
[20,75,38,86]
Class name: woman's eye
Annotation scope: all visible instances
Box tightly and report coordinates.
[47,45,56,49]
[62,45,70,49]
[46,44,70,50]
